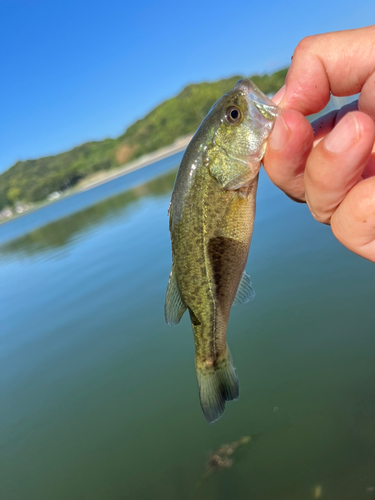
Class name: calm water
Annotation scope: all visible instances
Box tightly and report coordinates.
[2,151,375,500]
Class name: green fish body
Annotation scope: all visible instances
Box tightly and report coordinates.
[165,80,279,423]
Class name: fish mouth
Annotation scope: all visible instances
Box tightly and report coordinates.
[235,79,280,123]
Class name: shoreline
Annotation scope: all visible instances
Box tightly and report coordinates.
[0,135,192,227]
[77,134,192,192]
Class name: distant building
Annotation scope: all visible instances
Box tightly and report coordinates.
[0,208,13,220]
[15,201,29,214]
[47,191,62,201]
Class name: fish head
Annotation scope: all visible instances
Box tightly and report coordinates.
[205,79,280,187]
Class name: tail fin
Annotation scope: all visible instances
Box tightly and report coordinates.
[195,349,239,424]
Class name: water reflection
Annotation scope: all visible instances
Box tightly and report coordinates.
[0,168,176,259]
[3,109,375,499]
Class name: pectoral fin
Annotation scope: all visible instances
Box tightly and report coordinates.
[233,271,255,305]
[165,266,187,325]
[209,152,256,190]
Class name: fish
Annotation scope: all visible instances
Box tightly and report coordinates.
[165,79,279,423]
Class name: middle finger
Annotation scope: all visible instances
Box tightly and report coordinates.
[304,111,375,224]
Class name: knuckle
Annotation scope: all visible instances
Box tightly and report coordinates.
[312,211,332,225]
[314,214,332,225]
[351,182,375,220]
[305,194,332,224]
[293,35,319,58]
[286,193,306,204]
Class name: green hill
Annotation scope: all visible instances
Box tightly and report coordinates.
[0,68,287,211]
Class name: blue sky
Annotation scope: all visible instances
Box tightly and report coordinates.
[0,0,373,173]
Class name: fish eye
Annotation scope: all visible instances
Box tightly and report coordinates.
[225,106,242,124]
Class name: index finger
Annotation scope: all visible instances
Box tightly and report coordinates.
[280,26,375,118]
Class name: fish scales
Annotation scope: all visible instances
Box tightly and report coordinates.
[165,79,280,423]
[173,165,254,360]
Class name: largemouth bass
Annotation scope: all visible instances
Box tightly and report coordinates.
[165,79,279,423]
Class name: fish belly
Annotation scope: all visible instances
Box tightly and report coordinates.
[171,172,258,423]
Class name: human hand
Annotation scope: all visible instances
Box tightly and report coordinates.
[263,26,375,261]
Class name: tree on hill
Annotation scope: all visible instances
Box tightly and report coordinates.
[0,68,288,210]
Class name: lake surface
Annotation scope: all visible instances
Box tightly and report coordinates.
[2,149,375,500]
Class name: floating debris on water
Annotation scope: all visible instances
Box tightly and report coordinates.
[206,435,251,475]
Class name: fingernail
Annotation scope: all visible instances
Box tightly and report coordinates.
[272,85,286,105]
[325,113,360,154]
[269,114,290,151]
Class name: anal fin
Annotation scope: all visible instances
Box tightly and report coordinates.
[233,271,255,305]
